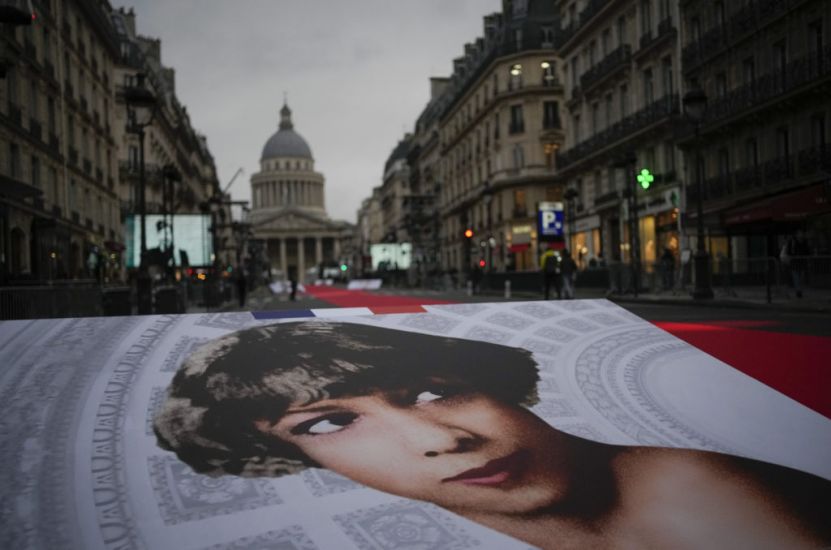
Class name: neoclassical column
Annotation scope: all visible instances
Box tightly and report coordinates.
[333,236,341,260]
[315,236,322,265]
[280,237,287,279]
[297,235,305,282]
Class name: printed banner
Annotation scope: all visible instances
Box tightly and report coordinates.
[0,300,829,549]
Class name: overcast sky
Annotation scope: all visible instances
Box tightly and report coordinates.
[111,0,502,223]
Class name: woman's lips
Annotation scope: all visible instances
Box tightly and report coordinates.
[442,450,530,486]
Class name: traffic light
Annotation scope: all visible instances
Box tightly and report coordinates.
[637,168,654,190]
[478,259,486,268]
[340,263,348,272]
[464,228,474,239]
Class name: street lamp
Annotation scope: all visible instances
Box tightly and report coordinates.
[162,164,181,280]
[124,73,157,314]
[683,82,714,300]
[614,152,641,296]
[482,184,494,271]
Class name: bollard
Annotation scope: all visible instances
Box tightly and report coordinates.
[467,280,473,297]
[504,279,511,299]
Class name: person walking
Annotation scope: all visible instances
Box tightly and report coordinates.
[236,269,248,308]
[560,249,577,299]
[660,248,675,291]
[541,249,562,300]
[781,231,811,298]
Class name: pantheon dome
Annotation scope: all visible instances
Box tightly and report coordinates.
[260,104,313,160]
[249,102,352,283]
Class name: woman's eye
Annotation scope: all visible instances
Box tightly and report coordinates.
[293,413,357,435]
[415,390,445,403]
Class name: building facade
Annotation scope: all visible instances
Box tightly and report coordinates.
[678,0,831,259]
[437,0,565,275]
[1,0,123,283]
[556,0,683,272]
[249,103,352,282]
[111,7,227,277]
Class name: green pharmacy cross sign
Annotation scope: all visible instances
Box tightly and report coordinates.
[637,168,654,190]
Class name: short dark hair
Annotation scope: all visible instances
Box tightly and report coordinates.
[154,321,540,477]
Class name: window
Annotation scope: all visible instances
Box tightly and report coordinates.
[128,145,139,169]
[742,57,755,85]
[6,67,18,104]
[715,73,727,98]
[541,26,554,47]
[641,0,652,36]
[808,20,823,56]
[512,145,525,169]
[662,57,673,97]
[664,142,675,173]
[773,40,787,85]
[509,104,524,134]
[617,16,628,47]
[594,171,602,196]
[717,148,730,176]
[492,73,498,94]
[745,138,758,168]
[811,113,826,150]
[30,79,38,119]
[711,2,728,29]
[541,60,556,86]
[514,28,523,51]
[10,143,21,179]
[31,156,40,188]
[513,189,527,216]
[776,126,790,159]
[570,56,579,85]
[509,64,523,90]
[602,28,611,56]
[574,113,582,143]
[48,97,56,134]
[512,0,528,17]
[50,167,58,203]
[642,69,654,105]
[659,0,670,21]
[620,85,629,118]
[691,17,701,44]
[69,179,77,211]
[588,40,597,67]
[605,94,613,126]
[591,103,599,135]
[494,113,500,139]
[543,101,559,129]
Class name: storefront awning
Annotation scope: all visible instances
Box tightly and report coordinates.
[723,183,831,225]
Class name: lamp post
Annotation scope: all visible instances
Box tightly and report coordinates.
[614,153,640,296]
[482,184,494,271]
[683,83,714,300]
[162,164,181,281]
[124,73,157,314]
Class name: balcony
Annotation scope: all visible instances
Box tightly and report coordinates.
[68,147,78,166]
[797,146,831,176]
[682,25,728,70]
[80,97,88,113]
[64,82,73,100]
[83,158,92,175]
[733,165,762,192]
[71,211,80,224]
[594,190,619,206]
[763,155,793,183]
[636,18,677,60]
[696,44,831,134]
[705,174,733,200]
[96,168,103,183]
[557,95,680,171]
[85,218,93,230]
[44,61,55,80]
[29,119,42,141]
[580,45,632,95]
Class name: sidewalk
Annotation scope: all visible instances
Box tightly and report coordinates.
[471,285,831,313]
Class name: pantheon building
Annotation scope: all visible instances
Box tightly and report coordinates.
[249,103,351,282]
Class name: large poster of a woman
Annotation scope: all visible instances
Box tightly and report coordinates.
[1,300,830,549]
[155,320,831,549]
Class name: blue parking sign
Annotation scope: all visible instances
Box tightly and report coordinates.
[538,201,564,239]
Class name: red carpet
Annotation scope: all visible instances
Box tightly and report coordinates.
[304,286,830,420]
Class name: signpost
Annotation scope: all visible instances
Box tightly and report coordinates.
[537,201,564,240]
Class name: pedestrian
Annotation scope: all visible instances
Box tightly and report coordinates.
[660,248,675,291]
[560,249,577,299]
[471,264,483,295]
[289,276,298,301]
[781,231,811,298]
[541,249,562,300]
[236,269,248,308]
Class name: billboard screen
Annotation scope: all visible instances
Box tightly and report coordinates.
[124,214,213,268]
[369,242,411,270]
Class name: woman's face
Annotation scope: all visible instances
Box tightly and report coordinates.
[257,380,574,515]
